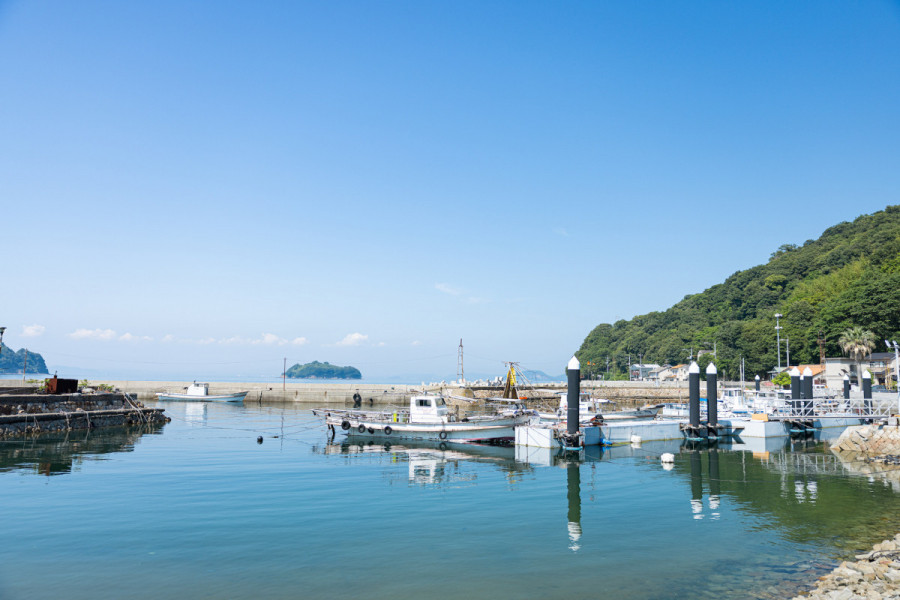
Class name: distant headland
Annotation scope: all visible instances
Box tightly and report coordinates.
[285,360,362,380]
[0,344,49,374]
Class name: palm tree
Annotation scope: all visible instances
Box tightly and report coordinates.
[838,326,876,385]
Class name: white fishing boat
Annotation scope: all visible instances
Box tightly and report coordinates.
[538,392,660,423]
[156,382,248,403]
[314,394,535,443]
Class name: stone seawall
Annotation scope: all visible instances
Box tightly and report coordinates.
[0,392,169,438]
[831,424,900,456]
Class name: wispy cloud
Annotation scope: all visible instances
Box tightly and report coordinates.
[161,334,175,343]
[22,324,45,337]
[435,283,462,296]
[411,340,422,346]
[119,332,152,342]
[337,332,368,346]
[553,227,568,237]
[69,328,117,341]
[291,337,309,346]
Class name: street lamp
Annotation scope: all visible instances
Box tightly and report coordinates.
[774,314,783,370]
[886,340,900,396]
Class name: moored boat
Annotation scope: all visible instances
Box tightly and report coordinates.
[314,393,536,443]
[156,382,248,403]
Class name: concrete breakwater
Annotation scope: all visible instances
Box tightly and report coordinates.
[80,379,696,406]
[0,392,169,438]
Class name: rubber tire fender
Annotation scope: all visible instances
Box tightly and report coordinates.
[439,431,448,440]
[384,426,393,435]
[341,421,351,431]
[357,424,366,433]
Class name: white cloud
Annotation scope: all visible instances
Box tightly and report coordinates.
[337,333,368,346]
[119,332,152,342]
[197,337,216,345]
[377,342,386,347]
[411,340,422,346]
[255,333,287,346]
[292,337,309,346]
[161,334,175,342]
[22,324,45,337]
[69,328,117,341]
[435,283,462,296]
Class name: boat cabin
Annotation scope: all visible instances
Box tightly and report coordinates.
[185,382,210,397]
[409,395,450,424]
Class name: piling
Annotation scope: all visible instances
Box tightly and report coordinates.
[803,366,814,416]
[755,375,760,392]
[567,356,580,436]
[688,361,701,429]
[843,375,851,400]
[863,370,872,416]
[706,363,718,427]
[790,367,801,415]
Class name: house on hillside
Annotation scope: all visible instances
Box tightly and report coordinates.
[630,363,661,381]
[651,364,689,382]
[824,354,898,389]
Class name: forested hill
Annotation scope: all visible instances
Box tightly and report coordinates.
[0,344,49,374]
[577,205,900,380]
[285,361,362,380]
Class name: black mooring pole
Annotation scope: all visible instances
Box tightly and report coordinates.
[790,367,801,416]
[689,362,700,429]
[802,367,814,416]
[706,362,718,428]
[567,356,581,436]
[755,374,760,392]
[863,370,872,417]
[843,375,850,400]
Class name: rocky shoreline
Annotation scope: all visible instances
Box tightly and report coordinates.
[790,534,900,599]
[788,425,900,599]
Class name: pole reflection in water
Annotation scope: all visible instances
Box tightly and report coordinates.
[690,449,703,519]
[708,447,721,520]
[567,460,582,551]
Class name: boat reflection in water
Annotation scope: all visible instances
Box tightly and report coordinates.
[313,439,532,487]
[0,423,166,476]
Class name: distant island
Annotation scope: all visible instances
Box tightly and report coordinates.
[0,344,49,374]
[285,360,362,380]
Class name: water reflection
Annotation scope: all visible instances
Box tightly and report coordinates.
[0,423,166,476]
[312,439,532,487]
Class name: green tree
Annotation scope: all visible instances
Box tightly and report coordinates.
[838,326,876,384]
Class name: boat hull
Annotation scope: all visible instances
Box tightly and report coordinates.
[325,414,529,443]
[156,392,247,403]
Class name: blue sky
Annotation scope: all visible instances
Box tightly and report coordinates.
[2,1,899,381]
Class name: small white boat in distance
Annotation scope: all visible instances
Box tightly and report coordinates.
[156,382,248,403]
[314,394,535,443]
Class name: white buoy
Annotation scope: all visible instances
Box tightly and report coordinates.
[630,434,642,445]
[661,452,675,464]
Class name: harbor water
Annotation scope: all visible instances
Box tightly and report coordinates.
[2,401,900,600]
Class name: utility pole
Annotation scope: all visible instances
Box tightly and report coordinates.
[605,356,610,380]
[775,313,783,370]
[785,338,790,368]
[817,330,827,366]
[457,339,464,385]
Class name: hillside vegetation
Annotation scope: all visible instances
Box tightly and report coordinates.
[0,344,49,374]
[577,205,900,379]
[286,360,362,380]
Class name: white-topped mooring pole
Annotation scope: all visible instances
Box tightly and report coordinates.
[843,374,851,400]
[790,367,801,415]
[706,363,718,427]
[567,356,581,436]
[863,370,872,417]
[689,361,701,429]
[755,374,760,392]
[802,366,814,416]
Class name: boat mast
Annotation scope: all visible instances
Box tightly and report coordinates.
[457,339,464,385]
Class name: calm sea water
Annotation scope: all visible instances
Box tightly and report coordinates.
[2,401,899,600]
